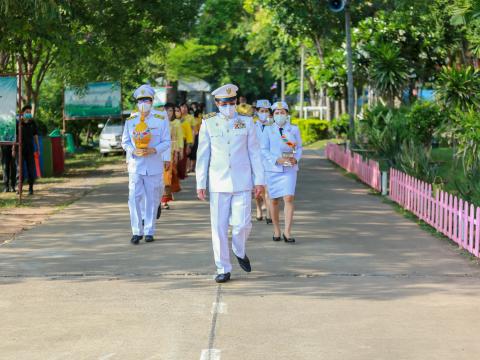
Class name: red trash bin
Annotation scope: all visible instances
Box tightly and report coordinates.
[50,137,65,176]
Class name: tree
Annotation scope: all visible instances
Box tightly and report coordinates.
[0,0,203,114]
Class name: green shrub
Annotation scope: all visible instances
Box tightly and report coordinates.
[394,139,438,183]
[357,105,409,164]
[406,101,446,146]
[330,114,349,138]
[291,118,330,144]
[434,66,480,111]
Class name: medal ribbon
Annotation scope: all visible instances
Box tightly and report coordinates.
[279,128,296,149]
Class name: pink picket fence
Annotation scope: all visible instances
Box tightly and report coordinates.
[325,143,382,192]
[389,168,480,258]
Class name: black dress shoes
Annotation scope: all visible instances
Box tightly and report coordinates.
[215,273,231,283]
[130,235,143,245]
[283,233,296,243]
[145,235,155,243]
[235,254,252,272]
[273,235,281,242]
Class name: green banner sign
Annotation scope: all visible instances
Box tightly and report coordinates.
[0,77,17,143]
[64,81,122,120]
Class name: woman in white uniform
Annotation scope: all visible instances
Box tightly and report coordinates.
[261,101,302,243]
[254,99,273,224]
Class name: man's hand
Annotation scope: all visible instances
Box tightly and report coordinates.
[145,147,157,156]
[197,189,207,201]
[164,161,171,171]
[276,157,286,165]
[134,148,146,157]
[289,157,297,165]
[254,185,265,199]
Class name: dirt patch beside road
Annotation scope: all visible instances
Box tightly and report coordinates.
[0,153,126,245]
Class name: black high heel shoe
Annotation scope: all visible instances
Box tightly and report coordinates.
[272,234,281,242]
[283,233,296,243]
[256,216,264,221]
[265,218,273,224]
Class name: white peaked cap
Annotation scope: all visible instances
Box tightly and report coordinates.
[212,84,239,100]
[256,99,271,109]
[271,101,289,111]
[133,84,155,100]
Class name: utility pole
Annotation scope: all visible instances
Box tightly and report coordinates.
[299,44,305,119]
[345,1,355,146]
[281,67,286,102]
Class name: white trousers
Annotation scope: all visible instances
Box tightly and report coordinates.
[209,191,252,274]
[128,173,163,236]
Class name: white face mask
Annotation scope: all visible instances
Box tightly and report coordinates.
[257,112,269,123]
[219,104,236,118]
[274,114,288,127]
[138,102,152,114]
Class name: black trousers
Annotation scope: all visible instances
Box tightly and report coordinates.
[1,145,16,189]
[22,149,36,187]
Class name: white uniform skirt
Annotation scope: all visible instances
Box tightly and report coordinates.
[266,168,298,199]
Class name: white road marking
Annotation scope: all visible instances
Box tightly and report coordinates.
[211,302,227,314]
[200,349,221,360]
[98,353,116,360]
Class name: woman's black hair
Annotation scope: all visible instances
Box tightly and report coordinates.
[22,104,32,112]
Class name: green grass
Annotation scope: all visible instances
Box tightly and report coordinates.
[305,138,344,150]
[64,150,123,173]
[0,197,31,208]
[431,147,467,194]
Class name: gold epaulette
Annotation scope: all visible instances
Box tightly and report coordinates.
[126,113,137,121]
[154,113,165,119]
[203,112,217,121]
[237,104,253,116]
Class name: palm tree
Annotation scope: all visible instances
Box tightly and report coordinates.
[368,42,409,108]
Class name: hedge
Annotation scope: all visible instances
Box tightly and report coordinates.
[290,118,330,144]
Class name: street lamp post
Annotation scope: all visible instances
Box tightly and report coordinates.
[328,0,355,147]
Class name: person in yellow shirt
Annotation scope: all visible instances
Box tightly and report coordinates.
[188,109,203,173]
[161,104,184,209]
[178,103,194,179]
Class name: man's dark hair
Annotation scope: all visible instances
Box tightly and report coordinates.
[164,102,175,109]
[21,104,32,112]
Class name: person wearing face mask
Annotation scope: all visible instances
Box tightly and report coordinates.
[14,105,40,195]
[261,101,303,243]
[253,99,273,224]
[196,84,265,283]
[122,84,171,245]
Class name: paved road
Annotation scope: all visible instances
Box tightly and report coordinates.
[1,151,480,360]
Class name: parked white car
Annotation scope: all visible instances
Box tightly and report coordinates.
[99,118,124,156]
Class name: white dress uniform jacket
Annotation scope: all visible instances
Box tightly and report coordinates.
[122,110,171,174]
[261,122,303,173]
[121,109,170,236]
[196,112,265,192]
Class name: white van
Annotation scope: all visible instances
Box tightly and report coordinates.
[99,118,124,155]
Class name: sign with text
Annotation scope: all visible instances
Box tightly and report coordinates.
[64,81,122,120]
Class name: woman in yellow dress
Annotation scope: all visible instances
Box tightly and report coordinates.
[161,104,184,209]
[178,104,194,179]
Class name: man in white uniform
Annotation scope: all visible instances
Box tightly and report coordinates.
[122,84,171,245]
[196,84,265,283]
